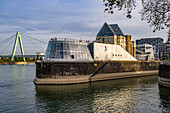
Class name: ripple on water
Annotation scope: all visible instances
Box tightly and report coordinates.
[0,65,170,113]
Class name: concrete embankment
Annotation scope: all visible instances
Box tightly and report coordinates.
[34,61,159,85]
[34,70,158,85]
[91,70,158,82]
[158,62,170,88]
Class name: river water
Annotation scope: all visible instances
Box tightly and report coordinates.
[0,65,170,113]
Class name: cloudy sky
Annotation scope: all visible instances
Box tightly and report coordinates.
[0,0,168,43]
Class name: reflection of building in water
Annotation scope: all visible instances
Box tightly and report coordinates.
[35,84,94,113]
[91,82,138,112]
[158,85,170,111]
[35,76,161,112]
[35,77,145,112]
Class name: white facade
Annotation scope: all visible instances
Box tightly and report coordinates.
[93,43,137,61]
[136,44,154,60]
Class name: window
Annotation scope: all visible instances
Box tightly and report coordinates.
[71,55,74,59]
[107,38,110,42]
[102,38,105,43]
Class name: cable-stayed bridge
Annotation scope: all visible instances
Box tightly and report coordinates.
[0,32,47,62]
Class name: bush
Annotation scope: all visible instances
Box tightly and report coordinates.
[40,57,43,60]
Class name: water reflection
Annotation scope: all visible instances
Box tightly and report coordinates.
[158,85,170,112]
[0,65,37,113]
[35,76,168,112]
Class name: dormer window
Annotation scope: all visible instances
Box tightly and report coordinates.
[107,38,110,42]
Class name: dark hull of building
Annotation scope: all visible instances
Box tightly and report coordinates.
[34,61,159,85]
[159,63,170,88]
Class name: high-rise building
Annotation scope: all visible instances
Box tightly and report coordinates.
[159,38,170,60]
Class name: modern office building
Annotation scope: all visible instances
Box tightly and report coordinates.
[136,44,154,60]
[159,38,170,60]
[136,38,164,58]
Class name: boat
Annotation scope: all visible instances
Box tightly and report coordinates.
[33,38,159,85]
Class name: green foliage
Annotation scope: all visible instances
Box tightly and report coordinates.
[103,0,136,19]
[25,58,30,62]
[33,58,37,62]
[0,57,38,63]
[103,0,170,33]
[0,58,10,63]
[40,57,43,60]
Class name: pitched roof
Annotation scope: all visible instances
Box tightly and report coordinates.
[109,24,124,36]
[97,22,125,37]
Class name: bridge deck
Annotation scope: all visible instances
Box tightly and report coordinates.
[0,55,45,58]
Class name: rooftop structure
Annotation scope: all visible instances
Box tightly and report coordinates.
[97,23,124,37]
[44,38,93,62]
[44,38,137,62]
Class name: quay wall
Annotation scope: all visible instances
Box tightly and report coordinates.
[158,63,170,88]
[36,61,159,79]
[159,63,170,79]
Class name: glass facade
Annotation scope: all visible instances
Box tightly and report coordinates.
[159,43,170,60]
[136,38,164,58]
[44,40,93,62]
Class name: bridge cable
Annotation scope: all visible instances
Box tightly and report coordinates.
[0,34,16,47]
[21,33,47,44]
[0,37,15,54]
[21,35,45,53]
[22,35,46,51]
[0,37,15,55]
[0,34,15,44]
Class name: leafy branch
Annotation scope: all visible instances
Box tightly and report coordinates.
[103,0,170,33]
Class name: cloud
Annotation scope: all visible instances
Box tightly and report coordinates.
[0,0,168,44]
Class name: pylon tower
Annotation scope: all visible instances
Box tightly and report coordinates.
[11,32,25,62]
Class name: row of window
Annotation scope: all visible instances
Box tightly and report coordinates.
[99,38,124,43]
[50,41,88,45]
[98,38,111,43]
[113,54,123,57]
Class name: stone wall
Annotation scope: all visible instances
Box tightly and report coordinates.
[36,61,159,78]
[159,64,170,79]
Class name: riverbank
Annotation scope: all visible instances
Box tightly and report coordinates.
[0,62,35,65]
